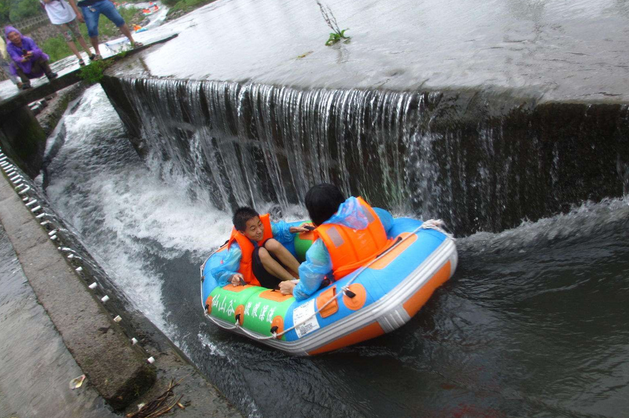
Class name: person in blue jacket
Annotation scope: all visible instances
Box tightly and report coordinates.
[279,184,393,300]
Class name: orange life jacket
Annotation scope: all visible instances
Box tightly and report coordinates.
[314,197,391,281]
[227,213,273,286]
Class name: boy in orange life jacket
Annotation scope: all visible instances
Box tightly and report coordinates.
[279,184,394,300]
[217,207,312,289]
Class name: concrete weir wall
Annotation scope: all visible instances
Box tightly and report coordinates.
[0,106,47,178]
[0,169,155,411]
[0,156,242,416]
[101,76,629,236]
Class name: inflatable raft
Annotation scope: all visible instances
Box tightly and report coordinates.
[200,217,457,355]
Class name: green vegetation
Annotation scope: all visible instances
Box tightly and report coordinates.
[97,6,139,37]
[325,28,350,46]
[0,0,40,24]
[78,48,127,83]
[78,58,108,83]
[162,0,212,15]
[41,35,73,62]
[1,0,145,24]
[41,6,139,63]
[0,0,10,23]
[316,1,350,47]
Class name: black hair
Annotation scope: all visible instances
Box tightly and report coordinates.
[305,183,346,226]
[233,206,259,232]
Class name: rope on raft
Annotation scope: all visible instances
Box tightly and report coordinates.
[206,219,454,341]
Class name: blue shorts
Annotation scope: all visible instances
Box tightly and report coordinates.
[82,0,125,37]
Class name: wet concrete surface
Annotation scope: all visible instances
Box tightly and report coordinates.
[0,198,117,417]
[109,0,629,102]
[0,162,242,416]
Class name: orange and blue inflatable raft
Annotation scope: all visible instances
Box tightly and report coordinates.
[200,217,457,355]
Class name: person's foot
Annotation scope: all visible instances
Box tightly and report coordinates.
[21,83,32,90]
[132,41,144,48]
[78,59,86,66]
[89,53,102,61]
[46,72,58,81]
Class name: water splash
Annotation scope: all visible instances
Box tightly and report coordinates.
[102,77,629,236]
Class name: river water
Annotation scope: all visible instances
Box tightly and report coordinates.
[112,0,629,101]
[12,0,629,416]
[36,85,629,417]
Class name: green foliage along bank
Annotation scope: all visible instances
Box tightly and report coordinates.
[0,0,41,23]
[163,0,215,20]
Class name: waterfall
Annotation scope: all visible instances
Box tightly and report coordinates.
[100,76,629,235]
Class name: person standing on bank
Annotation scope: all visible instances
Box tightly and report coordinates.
[41,0,95,66]
[68,0,142,60]
[4,26,58,90]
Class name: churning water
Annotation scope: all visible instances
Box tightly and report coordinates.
[40,85,629,417]
[32,0,629,415]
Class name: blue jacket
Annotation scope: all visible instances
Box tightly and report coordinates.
[211,220,303,286]
[293,197,393,301]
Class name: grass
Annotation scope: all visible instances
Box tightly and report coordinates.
[164,0,214,15]
[41,6,140,63]
[77,59,108,83]
[316,1,350,47]
[78,49,128,84]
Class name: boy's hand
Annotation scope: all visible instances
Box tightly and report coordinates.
[279,280,297,295]
[230,273,245,286]
[290,223,314,234]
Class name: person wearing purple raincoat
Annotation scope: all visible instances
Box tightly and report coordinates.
[4,26,58,90]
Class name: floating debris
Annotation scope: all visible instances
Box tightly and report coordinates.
[296,51,313,59]
[69,374,86,389]
[126,379,183,418]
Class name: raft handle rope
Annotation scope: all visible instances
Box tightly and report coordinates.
[205,219,454,341]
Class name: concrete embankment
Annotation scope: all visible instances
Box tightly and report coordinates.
[0,158,241,416]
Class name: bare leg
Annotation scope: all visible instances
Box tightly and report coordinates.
[264,239,301,276]
[76,36,93,56]
[258,248,296,281]
[118,24,136,44]
[66,40,82,60]
[89,36,101,56]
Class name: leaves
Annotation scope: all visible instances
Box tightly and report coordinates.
[296,51,314,59]
[325,28,350,46]
[78,59,109,84]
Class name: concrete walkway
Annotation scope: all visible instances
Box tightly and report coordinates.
[0,224,118,418]
[0,153,241,417]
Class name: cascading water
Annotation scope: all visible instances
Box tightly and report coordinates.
[102,76,628,235]
[38,83,629,417]
[32,0,629,415]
